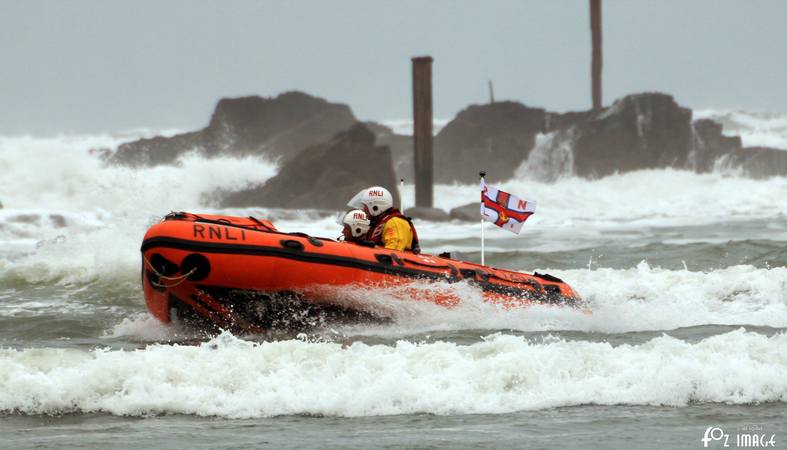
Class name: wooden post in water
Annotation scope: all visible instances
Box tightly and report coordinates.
[412,56,434,208]
[590,0,603,110]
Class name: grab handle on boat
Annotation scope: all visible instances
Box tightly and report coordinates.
[280,239,305,251]
[287,232,324,247]
[374,253,403,266]
[459,268,489,282]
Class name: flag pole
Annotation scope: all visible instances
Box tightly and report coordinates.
[400,178,405,211]
[479,171,486,266]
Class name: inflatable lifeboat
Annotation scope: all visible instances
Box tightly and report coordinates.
[141,212,581,332]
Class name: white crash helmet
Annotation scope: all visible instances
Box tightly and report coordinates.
[347,186,393,217]
[341,209,371,238]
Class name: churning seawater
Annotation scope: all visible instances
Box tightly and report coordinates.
[1,122,786,448]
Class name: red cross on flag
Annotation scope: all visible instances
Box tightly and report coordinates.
[480,179,536,234]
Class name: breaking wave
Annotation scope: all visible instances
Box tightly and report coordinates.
[1,330,784,418]
[84,263,787,342]
[326,263,787,337]
[694,109,787,150]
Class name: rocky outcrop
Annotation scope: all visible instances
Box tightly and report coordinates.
[434,102,546,184]
[365,121,413,181]
[438,92,787,181]
[449,203,480,222]
[109,131,204,166]
[690,119,743,173]
[432,94,698,182]
[544,110,596,132]
[108,91,356,166]
[104,89,785,214]
[570,93,693,178]
[725,147,787,179]
[220,123,399,210]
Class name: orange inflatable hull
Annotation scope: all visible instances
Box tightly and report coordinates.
[141,212,580,332]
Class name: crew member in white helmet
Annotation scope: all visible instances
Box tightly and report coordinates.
[339,209,371,243]
[346,186,420,253]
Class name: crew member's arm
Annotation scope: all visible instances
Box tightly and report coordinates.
[381,217,413,251]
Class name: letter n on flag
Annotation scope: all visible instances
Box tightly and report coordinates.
[480,179,536,234]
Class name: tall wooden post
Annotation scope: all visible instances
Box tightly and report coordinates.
[590,0,602,111]
[412,56,434,208]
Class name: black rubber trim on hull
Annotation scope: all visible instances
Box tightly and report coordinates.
[141,236,573,304]
[142,237,448,281]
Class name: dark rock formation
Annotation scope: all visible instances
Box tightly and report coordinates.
[544,110,596,131]
[726,147,787,179]
[220,123,399,210]
[449,203,480,222]
[570,93,693,178]
[436,92,787,182]
[104,89,785,215]
[365,121,413,181]
[690,119,743,172]
[108,92,356,166]
[404,207,450,222]
[111,131,204,166]
[434,102,546,183]
[434,94,695,182]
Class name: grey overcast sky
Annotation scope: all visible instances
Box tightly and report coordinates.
[2,0,786,135]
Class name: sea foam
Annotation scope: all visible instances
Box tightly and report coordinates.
[0,330,784,418]
[694,109,787,150]
[328,263,787,337]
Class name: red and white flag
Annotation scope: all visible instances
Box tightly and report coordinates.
[480,179,536,234]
